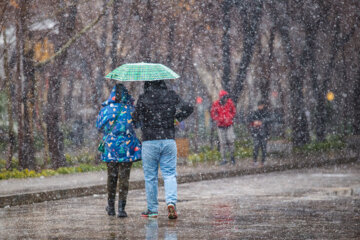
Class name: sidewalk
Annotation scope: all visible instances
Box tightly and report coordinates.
[0,149,358,208]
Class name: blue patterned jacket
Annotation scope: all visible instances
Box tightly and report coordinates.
[96,86,141,163]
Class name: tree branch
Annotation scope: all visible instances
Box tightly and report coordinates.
[35,0,114,68]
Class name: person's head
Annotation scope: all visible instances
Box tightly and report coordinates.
[115,83,125,102]
[144,80,167,92]
[219,90,228,99]
[257,100,266,110]
[114,83,132,104]
[219,90,229,105]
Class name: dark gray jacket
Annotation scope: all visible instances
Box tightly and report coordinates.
[132,81,193,141]
[248,109,272,138]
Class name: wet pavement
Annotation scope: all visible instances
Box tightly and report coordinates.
[1,162,359,239]
[1,149,357,208]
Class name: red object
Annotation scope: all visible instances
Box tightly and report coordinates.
[196,96,203,104]
[211,90,236,127]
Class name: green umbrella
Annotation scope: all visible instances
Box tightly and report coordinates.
[105,63,180,81]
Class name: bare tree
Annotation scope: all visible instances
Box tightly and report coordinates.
[2,29,15,169]
[231,0,263,104]
[110,0,121,70]
[269,1,310,146]
[221,0,232,91]
[46,0,79,169]
[138,0,153,62]
[353,50,360,134]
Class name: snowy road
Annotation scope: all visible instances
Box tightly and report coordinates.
[1,162,359,239]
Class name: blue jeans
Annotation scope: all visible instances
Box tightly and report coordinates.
[142,139,177,212]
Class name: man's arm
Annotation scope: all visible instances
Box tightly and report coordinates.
[175,97,194,122]
[132,97,144,128]
[210,102,218,121]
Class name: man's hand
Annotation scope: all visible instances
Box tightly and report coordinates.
[253,120,262,127]
[174,119,180,126]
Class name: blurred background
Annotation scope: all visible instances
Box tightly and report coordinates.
[0,0,359,176]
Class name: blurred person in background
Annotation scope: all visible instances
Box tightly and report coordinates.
[248,100,272,167]
[211,90,236,165]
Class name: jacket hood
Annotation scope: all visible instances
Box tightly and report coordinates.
[144,80,168,92]
[219,90,229,98]
[102,85,133,106]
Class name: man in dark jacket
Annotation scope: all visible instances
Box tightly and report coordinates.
[248,100,271,167]
[133,80,193,219]
[211,90,236,165]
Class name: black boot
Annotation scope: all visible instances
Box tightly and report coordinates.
[118,200,128,218]
[106,199,116,216]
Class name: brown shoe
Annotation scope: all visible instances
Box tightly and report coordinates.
[167,203,178,219]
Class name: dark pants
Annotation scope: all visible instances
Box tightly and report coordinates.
[107,162,132,202]
[253,136,267,163]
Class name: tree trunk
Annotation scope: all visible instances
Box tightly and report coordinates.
[94,0,109,107]
[166,19,175,68]
[3,30,15,169]
[353,50,360,135]
[110,0,121,70]
[270,3,310,147]
[64,74,74,121]
[21,0,37,169]
[16,3,25,169]
[40,77,50,167]
[139,0,153,62]
[259,28,274,105]
[232,0,263,104]
[46,1,78,169]
[314,17,340,141]
[22,37,36,170]
[221,0,232,92]
[306,25,323,141]
[316,17,356,140]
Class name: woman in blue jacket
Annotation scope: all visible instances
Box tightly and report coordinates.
[96,83,141,217]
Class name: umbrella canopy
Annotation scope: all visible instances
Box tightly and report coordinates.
[105,63,180,81]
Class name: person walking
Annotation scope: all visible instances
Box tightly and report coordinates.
[210,90,236,165]
[248,100,271,167]
[96,84,141,217]
[133,80,193,219]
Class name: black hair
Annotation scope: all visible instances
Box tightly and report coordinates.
[258,100,266,106]
[115,83,124,103]
[144,80,167,92]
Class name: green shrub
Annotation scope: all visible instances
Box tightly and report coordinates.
[187,140,253,165]
[0,159,6,169]
[65,152,96,166]
[40,169,57,177]
[295,135,345,153]
[0,157,19,170]
[65,153,74,165]
[33,132,45,151]
[0,163,107,180]
[187,149,221,165]
[132,161,142,168]
[234,140,253,158]
[57,167,76,174]
[188,153,202,165]
[235,146,252,158]
[0,168,43,179]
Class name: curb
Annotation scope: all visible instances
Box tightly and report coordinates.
[0,156,357,208]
